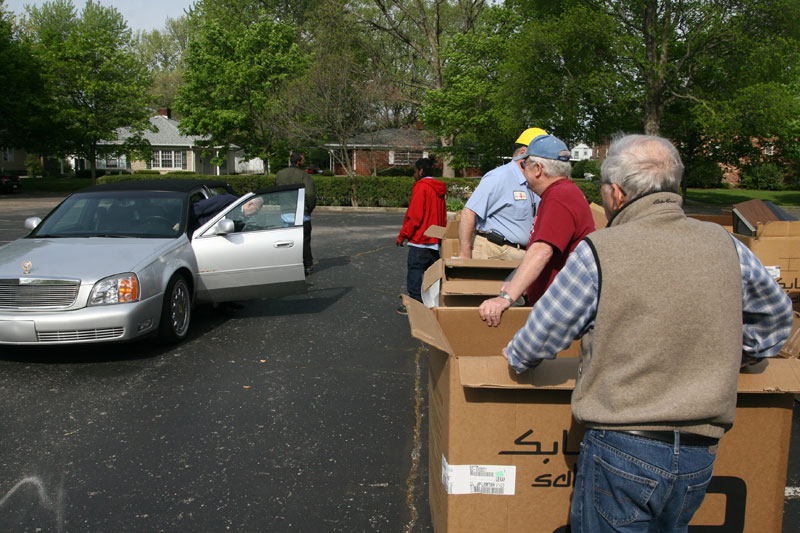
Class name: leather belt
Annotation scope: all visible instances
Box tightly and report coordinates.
[475,231,526,250]
[618,430,719,447]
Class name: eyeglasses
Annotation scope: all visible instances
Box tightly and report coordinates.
[520,159,538,170]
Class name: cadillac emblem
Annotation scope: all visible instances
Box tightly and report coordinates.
[21,261,32,275]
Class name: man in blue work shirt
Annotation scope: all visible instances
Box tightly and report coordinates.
[458,127,547,260]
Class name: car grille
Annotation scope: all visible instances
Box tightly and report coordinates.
[37,328,125,342]
[0,279,80,309]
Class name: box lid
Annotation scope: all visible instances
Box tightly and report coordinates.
[403,295,453,354]
[424,224,446,239]
[457,355,800,393]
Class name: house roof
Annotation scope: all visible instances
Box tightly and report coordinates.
[324,128,439,150]
[105,115,209,148]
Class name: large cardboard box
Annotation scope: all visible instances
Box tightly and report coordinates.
[733,221,800,310]
[404,297,800,532]
[421,258,520,307]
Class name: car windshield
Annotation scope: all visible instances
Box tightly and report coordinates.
[30,190,188,239]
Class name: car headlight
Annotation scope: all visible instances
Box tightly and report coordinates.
[89,273,140,305]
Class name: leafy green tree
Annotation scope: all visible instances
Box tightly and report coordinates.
[350,0,488,177]
[134,15,194,112]
[23,0,152,183]
[175,0,306,167]
[0,1,47,152]
[500,0,800,189]
[283,0,385,202]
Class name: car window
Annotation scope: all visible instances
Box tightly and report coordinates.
[224,189,300,233]
[31,191,187,238]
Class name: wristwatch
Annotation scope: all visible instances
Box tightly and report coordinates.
[498,291,514,305]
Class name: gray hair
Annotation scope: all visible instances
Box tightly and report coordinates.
[600,134,683,199]
[528,156,571,178]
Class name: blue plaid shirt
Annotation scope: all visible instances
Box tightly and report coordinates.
[506,236,794,374]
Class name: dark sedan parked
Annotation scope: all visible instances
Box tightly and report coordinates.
[0,175,21,193]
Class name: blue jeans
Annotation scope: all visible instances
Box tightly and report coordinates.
[406,246,439,302]
[570,429,717,532]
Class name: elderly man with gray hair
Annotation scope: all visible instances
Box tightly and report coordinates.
[478,134,595,326]
[503,134,793,531]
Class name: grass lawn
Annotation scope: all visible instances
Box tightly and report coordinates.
[687,188,800,208]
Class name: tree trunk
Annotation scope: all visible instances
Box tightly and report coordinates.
[90,144,97,186]
[440,134,455,178]
[339,144,358,207]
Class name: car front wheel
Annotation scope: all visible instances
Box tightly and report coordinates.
[158,274,191,343]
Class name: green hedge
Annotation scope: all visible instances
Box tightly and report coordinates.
[97,173,480,208]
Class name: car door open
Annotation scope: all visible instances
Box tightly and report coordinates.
[191,184,307,303]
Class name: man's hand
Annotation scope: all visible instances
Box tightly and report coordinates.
[479,296,512,327]
[396,236,407,247]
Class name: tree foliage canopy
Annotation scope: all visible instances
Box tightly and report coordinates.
[21,0,152,182]
[175,0,306,163]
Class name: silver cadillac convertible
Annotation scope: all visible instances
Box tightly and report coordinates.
[0,179,307,344]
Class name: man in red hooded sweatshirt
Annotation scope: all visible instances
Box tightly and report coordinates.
[396,157,447,314]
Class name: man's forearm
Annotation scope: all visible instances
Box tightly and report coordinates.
[458,208,477,258]
[504,242,554,300]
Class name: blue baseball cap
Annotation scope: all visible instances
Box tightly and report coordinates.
[513,134,571,162]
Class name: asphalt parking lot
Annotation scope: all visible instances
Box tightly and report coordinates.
[0,193,798,531]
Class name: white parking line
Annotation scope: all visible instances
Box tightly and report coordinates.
[787,487,800,499]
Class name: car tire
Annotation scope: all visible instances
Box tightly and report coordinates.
[158,274,191,343]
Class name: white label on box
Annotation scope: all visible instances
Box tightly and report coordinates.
[766,265,781,279]
[441,454,516,495]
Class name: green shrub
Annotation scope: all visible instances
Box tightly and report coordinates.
[25,154,43,177]
[134,169,161,175]
[573,179,602,204]
[75,168,106,179]
[162,170,197,176]
[446,197,465,211]
[685,160,724,189]
[739,162,786,191]
[571,159,601,181]
[571,159,587,179]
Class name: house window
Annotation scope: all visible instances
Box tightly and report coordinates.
[1,147,12,162]
[390,151,423,166]
[151,150,186,170]
[764,144,774,156]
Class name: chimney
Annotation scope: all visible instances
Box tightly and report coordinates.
[157,106,171,119]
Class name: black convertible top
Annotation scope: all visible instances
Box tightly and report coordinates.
[78,178,233,194]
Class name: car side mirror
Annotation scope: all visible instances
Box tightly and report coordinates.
[213,218,235,235]
[25,217,42,230]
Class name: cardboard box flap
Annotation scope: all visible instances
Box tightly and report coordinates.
[458,357,578,390]
[737,357,800,392]
[589,202,607,229]
[422,259,444,292]
[423,224,446,239]
[441,279,504,296]
[444,257,521,269]
[778,312,800,358]
[458,355,800,393]
[402,294,454,355]
[753,220,800,238]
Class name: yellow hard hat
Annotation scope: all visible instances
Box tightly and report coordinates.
[515,127,548,146]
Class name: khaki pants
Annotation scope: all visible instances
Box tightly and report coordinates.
[471,234,527,261]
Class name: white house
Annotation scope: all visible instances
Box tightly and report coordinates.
[73,108,264,175]
[570,143,593,161]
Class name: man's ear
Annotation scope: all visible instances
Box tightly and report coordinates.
[612,183,627,210]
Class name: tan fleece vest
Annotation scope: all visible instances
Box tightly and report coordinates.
[575,192,742,438]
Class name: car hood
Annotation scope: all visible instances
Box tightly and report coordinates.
[0,237,181,282]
